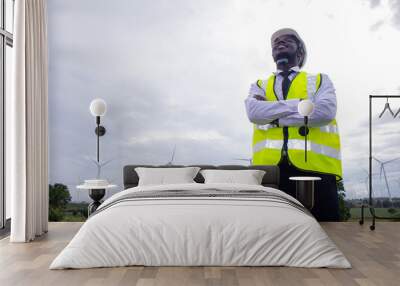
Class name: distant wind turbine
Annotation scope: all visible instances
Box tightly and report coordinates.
[361,168,380,198]
[361,168,379,188]
[166,145,176,166]
[372,156,400,201]
[89,158,113,179]
[361,168,370,194]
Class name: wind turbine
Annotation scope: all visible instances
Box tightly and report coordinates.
[81,155,114,179]
[89,158,113,179]
[166,145,176,166]
[372,156,400,202]
[361,168,379,191]
[360,168,370,195]
[361,168,381,204]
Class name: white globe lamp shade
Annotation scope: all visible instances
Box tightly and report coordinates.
[298,99,314,117]
[90,99,107,117]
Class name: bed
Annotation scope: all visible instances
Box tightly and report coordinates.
[50,165,351,269]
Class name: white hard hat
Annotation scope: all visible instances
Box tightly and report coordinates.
[271,28,307,68]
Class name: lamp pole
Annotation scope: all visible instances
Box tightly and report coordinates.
[87,99,108,215]
[304,116,308,162]
[298,99,314,162]
[96,116,100,163]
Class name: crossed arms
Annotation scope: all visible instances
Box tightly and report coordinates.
[244,74,337,127]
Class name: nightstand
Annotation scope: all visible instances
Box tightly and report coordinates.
[77,181,117,216]
[289,176,321,210]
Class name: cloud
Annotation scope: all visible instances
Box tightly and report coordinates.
[367,0,381,8]
[370,20,385,31]
[391,0,400,28]
[47,0,259,201]
[128,130,228,145]
[366,0,400,30]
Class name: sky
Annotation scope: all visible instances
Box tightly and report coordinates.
[47,0,400,202]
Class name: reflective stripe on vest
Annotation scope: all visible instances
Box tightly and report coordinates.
[319,124,338,134]
[259,80,268,91]
[254,139,340,160]
[255,123,276,131]
[287,139,341,160]
[307,74,318,101]
[253,139,283,153]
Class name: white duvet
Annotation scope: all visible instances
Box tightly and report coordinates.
[50,183,351,269]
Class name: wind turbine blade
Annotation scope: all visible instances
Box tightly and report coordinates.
[383,157,400,165]
[172,145,176,162]
[166,145,177,165]
[100,159,113,167]
[382,166,392,201]
[361,168,371,182]
[90,158,100,167]
[372,156,381,163]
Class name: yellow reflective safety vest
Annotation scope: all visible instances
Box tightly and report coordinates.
[252,71,342,181]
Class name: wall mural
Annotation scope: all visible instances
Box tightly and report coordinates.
[48,0,400,221]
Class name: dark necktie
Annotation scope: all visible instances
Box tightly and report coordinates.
[280,70,292,99]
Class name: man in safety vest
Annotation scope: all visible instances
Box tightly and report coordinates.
[245,28,342,221]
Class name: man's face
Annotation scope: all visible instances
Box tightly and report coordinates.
[272,34,299,62]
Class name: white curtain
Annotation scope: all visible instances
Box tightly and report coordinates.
[9,0,48,242]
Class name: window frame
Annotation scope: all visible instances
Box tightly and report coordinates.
[0,0,13,232]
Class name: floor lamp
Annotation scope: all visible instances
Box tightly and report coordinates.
[87,99,107,214]
[298,99,314,162]
[89,99,107,163]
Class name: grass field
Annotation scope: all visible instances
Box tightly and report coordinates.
[350,208,400,220]
[63,202,88,222]
[63,214,87,222]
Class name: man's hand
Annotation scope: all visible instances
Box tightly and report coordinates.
[253,95,266,101]
[248,82,266,101]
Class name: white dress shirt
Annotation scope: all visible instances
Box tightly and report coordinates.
[244,67,337,127]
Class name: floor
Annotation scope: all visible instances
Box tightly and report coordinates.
[0,222,399,286]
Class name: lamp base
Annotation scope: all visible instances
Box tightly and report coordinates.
[295,181,315,210]
[88,188,106,216]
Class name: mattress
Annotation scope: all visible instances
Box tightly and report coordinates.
[50,183,351,269]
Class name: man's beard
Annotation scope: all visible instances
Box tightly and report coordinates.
[275,52,296,64]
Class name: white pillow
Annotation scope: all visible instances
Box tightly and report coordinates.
[135,167,201,186]
[200,169,266,185]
